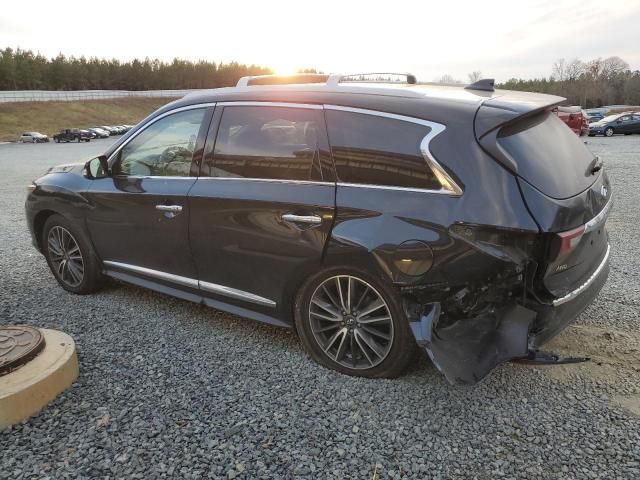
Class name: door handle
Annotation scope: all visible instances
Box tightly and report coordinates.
[156,205,183,218]
[156,205,183,213]
[282,214,322,225]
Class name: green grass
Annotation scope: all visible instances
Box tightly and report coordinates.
[0,97,179,142]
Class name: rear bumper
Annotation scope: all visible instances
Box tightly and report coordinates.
[529,245,610,347]
[410,245,610,385]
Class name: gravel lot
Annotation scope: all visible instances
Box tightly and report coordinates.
[1,136,639,479]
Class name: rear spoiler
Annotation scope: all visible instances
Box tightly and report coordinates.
[474,90,565,173]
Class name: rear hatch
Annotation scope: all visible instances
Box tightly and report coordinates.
[475,93,611,300]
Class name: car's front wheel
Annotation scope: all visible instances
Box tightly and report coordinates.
[605,127,614,137]
[295,268,415,378]
[42,214,104,294]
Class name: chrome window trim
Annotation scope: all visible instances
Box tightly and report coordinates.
[552,244,610,307]
[584,195,613,233]
[106,103,216,165]
[336,182,448,194]
[323,105,463,196]
[103,260,276,307]
[194,177,335,187]
[217,101,322,109]
[113,176,199,180]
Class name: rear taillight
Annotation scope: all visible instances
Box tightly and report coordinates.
[553,225,585,259]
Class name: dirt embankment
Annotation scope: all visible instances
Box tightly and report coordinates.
[0,97,178,142]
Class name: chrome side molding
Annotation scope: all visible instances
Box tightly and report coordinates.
[103,260,276,307]
[552,244,610,307]
[199,281,276,307]
[103,261,198,289]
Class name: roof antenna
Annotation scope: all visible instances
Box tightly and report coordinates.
[465,78,495,92]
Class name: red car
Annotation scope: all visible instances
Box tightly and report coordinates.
[554,106,589,136]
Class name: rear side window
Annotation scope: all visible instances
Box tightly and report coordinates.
[325,110,440,190]
[204,106,326,181]
[497,112,596,199]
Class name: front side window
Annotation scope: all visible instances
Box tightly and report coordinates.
[325,110,441,190]
[203,106,324,181]
[112,108,205,177]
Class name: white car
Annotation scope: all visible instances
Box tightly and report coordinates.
[20,132,49,143]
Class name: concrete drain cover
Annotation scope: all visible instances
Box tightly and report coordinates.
[0,325,46,376]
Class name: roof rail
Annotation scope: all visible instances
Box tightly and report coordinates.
[464,78,495,92]
[236,73,328,87]
[236,72,418,88]
[327,73,417,87]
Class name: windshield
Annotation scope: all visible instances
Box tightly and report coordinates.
[600,115,620,123]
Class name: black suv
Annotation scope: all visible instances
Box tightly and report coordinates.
[25,74,612,384]
[53,128,92,143]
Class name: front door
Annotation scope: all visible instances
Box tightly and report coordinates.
[86,106,210,280]
[188,104,336,319]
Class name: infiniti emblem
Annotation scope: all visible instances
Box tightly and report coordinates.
[601,185,608,198]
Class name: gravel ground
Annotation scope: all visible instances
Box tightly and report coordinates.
[1,136,639,479]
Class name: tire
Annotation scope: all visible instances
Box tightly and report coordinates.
[605,127,614,137]
[54,138,59,143]
[32,138,36,143]
[294,267,416,378]
[77,137,81,143]
[42,214,104,294]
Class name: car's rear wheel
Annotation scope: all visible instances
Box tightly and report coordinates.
[43,214,104,294]
[605,127,614,137]
[295,268,415,378]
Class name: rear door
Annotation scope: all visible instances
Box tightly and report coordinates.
[86,106,211,280]
[188,103,336,318]
[616,115,633,134]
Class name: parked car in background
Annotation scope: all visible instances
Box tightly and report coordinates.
[53,128,91,143]
[81,129,96,139]
[26,73,612,385]
[589,113,640,137]
[87,127,110,138]
[586,111,605,123]
[20,132,49,143]
[100,126,119,135]
[554,106,589,136]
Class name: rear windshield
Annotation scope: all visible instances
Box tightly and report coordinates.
[497,112,596,199]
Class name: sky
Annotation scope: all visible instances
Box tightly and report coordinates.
[1,0,639,83]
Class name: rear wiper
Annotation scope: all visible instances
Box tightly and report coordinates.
[589,156,604,175]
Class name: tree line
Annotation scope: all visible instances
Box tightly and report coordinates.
[2,47,639,108]
[498,56,640,108]
[0,47,272,90]
[442,57,640,108]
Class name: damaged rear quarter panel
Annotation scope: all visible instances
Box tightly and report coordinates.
[323,121,541,384]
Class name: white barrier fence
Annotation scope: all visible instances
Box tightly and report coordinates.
[0,89,201,103]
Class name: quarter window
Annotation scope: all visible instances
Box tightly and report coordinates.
[325,110,441,190]
[112,108,205,177]
[203,106,324,181]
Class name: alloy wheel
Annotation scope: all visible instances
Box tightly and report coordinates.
[309,275,394,370]
[47,226,84,287]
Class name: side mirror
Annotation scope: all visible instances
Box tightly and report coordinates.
[85,155,110,179]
